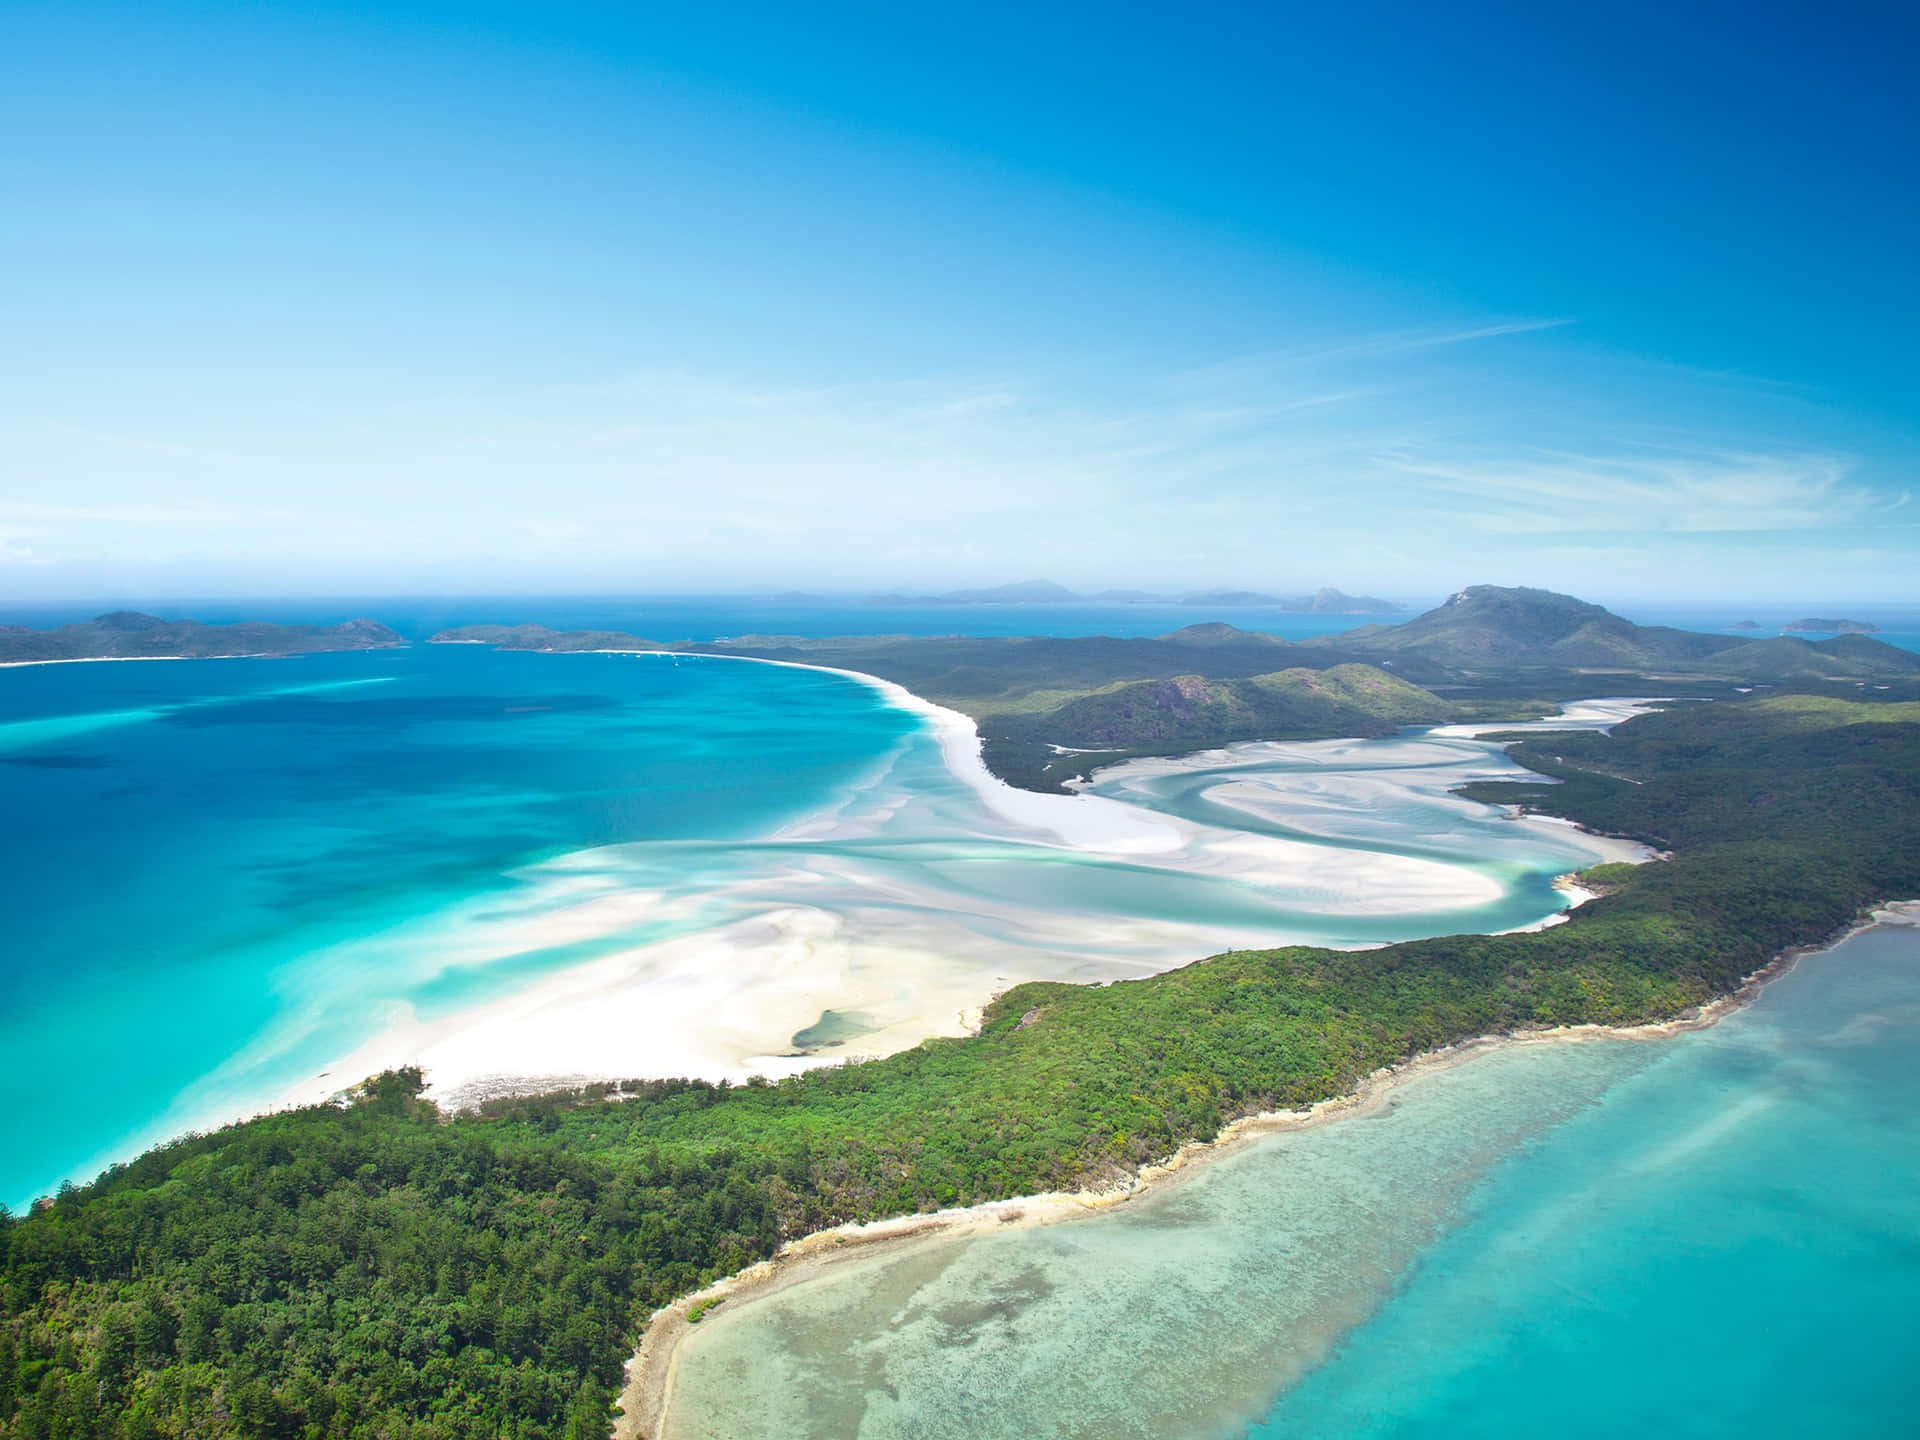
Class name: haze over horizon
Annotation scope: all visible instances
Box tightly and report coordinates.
[4,1,1916,605]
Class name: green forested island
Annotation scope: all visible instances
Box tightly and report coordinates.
[3,663,1915,1438]
[0,613,403,664]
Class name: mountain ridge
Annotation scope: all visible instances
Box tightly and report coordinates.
[1307,585,1919,681]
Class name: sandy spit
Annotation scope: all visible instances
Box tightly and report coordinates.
[645,650,1184,855]
[0,654,197,668]
[615,899,1920,1440]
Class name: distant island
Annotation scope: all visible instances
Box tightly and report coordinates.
[1782,617,1880,634]
[431,624,665,653]
[864,581,1403,613]
[1724,617,1880,636]
[0,611,404,664]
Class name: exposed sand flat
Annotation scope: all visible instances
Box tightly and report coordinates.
[248,671,1647,1120]
[244,673,1656,1121]
[683,651,1187,855]
[1426,695,1670,737]
[1089,736,1653,867]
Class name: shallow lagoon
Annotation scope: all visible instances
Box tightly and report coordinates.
[662,919,1920,1440]
[0,648,914,1206]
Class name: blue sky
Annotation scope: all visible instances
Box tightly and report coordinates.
[2,0,1915,604]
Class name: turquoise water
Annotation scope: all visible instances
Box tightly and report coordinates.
[1258,920,1920,1439]
[662,920,1920,1440]
[1,647,1622,1212]
[0,648,916,1209]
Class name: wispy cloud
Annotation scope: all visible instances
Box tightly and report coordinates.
[0,313,1908,600]
[0,527,47,567]
[1341,317,1576,356]
[1159,317,1571,396]
[1381,448,1878,533]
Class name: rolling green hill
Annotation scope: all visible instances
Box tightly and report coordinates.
[1695,634,1920,680]
[1030,664,1455,750]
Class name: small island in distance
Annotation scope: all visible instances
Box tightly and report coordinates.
[1727,617,1882,635]
[0,611,403,664]
[1783,617,1880,634]
[860,581,1403,613]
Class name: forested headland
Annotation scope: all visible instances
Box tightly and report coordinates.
[0,614,401,664]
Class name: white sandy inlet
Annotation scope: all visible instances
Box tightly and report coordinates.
[239,669,1654,1117]
[695,653,1187,856]
[1428,695,1670,737]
